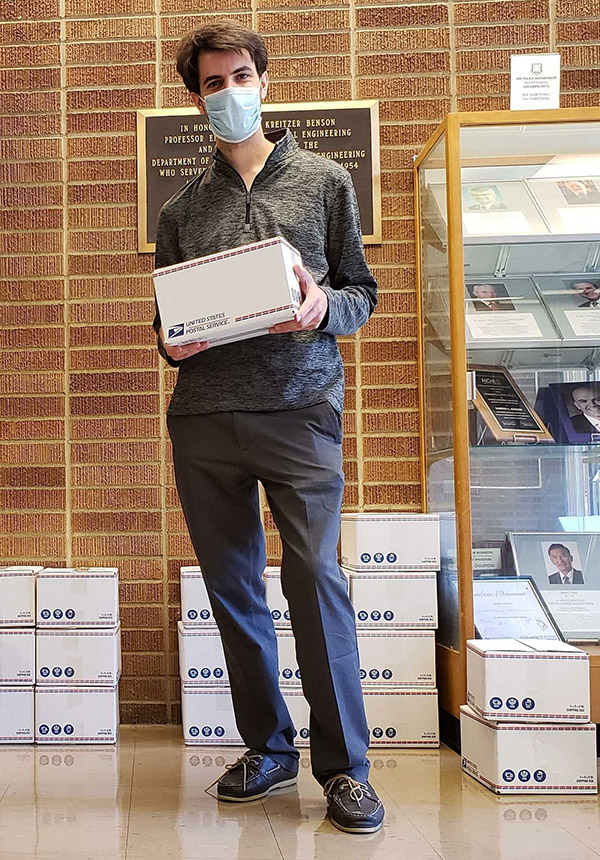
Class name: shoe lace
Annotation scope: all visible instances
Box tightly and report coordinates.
[205,752,263,796]
[323,774,367,807]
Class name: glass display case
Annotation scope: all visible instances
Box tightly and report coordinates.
[415,109,600,739]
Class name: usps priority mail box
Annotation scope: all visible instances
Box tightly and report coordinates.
[340,514,440,571]
[348,569,437,629]
[181,685,243,745]
[466,639,590,722]
[363,687,439,747]
[0,566,40,627]
[0,686,34,743]
[0,628,35,684]
[36,624,121,686]
[460,704,597,794]
[35,685,119,744]
[358,630,436,687]
[153,236,302,347]
[180,566,214,628]
[36,568,119,628]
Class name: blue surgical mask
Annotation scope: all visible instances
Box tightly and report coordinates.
[202,86,262,144]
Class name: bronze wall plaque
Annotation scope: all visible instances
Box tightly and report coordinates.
[137,101,381,252]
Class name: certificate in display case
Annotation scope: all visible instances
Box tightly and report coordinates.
[415,108,600,743]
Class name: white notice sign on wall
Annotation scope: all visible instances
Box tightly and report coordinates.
[510,54,561,110]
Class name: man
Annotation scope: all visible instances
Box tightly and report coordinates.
[469,283,515,312]
[465,185,508,211]
[152,21,383,834]
[547,543,584,585]
[559,179,600,205]
[570,383,600,435]
[570,279,600,308]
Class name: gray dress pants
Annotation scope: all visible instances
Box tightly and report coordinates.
[167,402,370,785]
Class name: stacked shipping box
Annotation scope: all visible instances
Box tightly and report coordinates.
[179,513,440,748]
[0,567,122,745]
[0,566,40,742]
[461,639,597,794]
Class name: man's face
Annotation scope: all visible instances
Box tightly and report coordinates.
[573,281,600,301]
[549,547,573,574]
[191,48,267,113]
[572,385,600,418]
[469,188,496,207]
[472,285,497,300]
[564,180,588,196]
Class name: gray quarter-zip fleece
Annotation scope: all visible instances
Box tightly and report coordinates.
[152,128,377,415]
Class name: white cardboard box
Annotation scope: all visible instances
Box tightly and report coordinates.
[36,568,119,628]
[35,685,119,744]
[348,570,438,629]
[460,704,597,794]
[363,687,440,747]
[154,237,302,347]
[36,624,121,686]
[0,629,35,684]
[0,566,41,627]
[0,686,34,743]
[180,567,214,628]
[181,685,243,745]
[178,622,300,687]
[467,639,590,723]
[340,514,440,571]
[358,630,436,687]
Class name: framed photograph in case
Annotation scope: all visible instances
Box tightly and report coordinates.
[527,176,600,234]
[534,382,600,444]
[532,273,600,346]
[464,277,560,348]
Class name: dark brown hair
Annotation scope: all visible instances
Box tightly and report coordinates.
[176,20,268,94]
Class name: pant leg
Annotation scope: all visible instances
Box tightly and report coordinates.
[167,413,298,770]
[237,404,370,785]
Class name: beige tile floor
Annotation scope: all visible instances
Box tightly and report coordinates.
[0,727,599,859]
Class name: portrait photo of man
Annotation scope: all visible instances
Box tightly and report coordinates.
[569,279,600,308]
[569,383,600,435]
[546,543,584,585]
[463,185,508,211]
[468,283,516,312]
[558,179,600,206]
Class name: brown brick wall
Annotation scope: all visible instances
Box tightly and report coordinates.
[1,1,598,723]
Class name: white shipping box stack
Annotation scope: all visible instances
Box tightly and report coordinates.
[35,568,121,745]
[154,237,302,348]
[461,638,597,794]
[180,567,214,627]
[0,686,34,743]
[0,629,35,684]
[342,513,440,748]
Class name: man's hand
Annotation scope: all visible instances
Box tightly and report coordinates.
[160,328,209,361]
[269,263,328,334]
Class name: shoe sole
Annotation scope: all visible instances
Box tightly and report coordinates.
[216,775,298,803]
[330,817,383,834]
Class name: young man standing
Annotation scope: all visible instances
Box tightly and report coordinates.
[153,21,383,834]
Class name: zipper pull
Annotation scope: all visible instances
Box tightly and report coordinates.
[244,190,251,232]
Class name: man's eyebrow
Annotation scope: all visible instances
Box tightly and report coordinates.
[202,66,253,85]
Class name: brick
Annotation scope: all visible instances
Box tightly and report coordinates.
[362,411,420,434]
[0,373,63,395]
[0,442,64,464]
[120,703,168,724]
[0,535,64,559]
[457,72,508,95]
[69,371,158,394]
[72,534,161,558]
[0,512,64,534]
[162,0,250,8]
[66,17,155,41]
[0,231,61,254]
[0,210,63,233]
[0,44,60,66]
[364,460,420,483]
[357,29,449,52]
[161,13,253,37]
[69,230,138,253]
[362,316,417,338]
[67,160,136,183]
[455,24,549,48]
[71,440,160,464]
[361,363,418,386]
[70,349,156,371]
[364,484,421,507]
[555,0,600,16]
[358,53,449,76]
[0,420,64,442]
[68,206,136,229]
[67,183,136,206]
[357,76,450,99]
[70,416,160,439]
[0,186,61,208]
[454,1,548,24]
[66,89,155,111]
[357,5,447,28]
[563,68,600,90]
[0,488,65,510]
[0,138,61,163]
[268,55,350,79]
[363,436,420,458]
[0,466,64,488]
[363,387,418,409]
[0,21,60,44]
[68,253,153,276]
[264,33,350,56]
[69,276,152,300]
[562,45,600,67]
[257,11,350,33]
[121,629,164,652]
[119,582,163,604]
[69,393,159,417]
[67,111,137,134]
[69,325,155,348]
[0,256,63,279]
[66,42,155,65]
[122,654,165,676]
[65,0,153,14]
[0,67,60,91]
[0,115,60,137]
[70,301,153,326]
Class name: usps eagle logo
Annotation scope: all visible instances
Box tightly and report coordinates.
[168,323,185,339]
